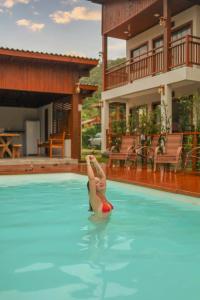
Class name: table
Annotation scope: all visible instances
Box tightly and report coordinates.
[0,133,20,158]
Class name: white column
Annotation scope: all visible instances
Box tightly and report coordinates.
[147,103,152,114]
[160,84,172,133]
[101,100,109,152]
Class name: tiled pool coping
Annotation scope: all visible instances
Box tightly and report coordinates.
[0,163,199,198]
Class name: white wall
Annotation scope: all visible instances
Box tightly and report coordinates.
[0,104,53,155]
[127,5,200,58]
[0,106,38,131]
[0,106,39,153]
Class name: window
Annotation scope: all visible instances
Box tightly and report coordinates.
[130,44,148,80]
[153,37,163,50]
[152,103,161,128]
[129,105,147,132]
[152,23,192,48]
[172,25,192,41]
[152,37,164,73]
[130,43,148,61]
[172,98,193,132]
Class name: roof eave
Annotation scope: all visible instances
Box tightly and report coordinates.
[0,48,98,67]
[87,0,104,4]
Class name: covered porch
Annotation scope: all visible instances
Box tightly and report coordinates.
[0,48,98,162]
[101,78,200,171]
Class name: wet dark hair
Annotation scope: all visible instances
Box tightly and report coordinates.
[87,181,93,212]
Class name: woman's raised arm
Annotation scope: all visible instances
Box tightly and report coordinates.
[91,156,106,181]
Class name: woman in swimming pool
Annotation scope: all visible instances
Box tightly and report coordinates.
[86,155,113,215]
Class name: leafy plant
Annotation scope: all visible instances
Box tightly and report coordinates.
[82,125,100,149]
[128,107,161,135]
[193,92,200,131]
[111,120,127,134]
[81,59,125,123]
[177,96,193,132]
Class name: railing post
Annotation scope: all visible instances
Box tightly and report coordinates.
[128,61,131,83]
[152,51,156,75]
[185,35,191,67]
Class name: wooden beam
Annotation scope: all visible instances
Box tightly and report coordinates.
[102,35,108,91]
[163,0,171,72]
[71,93,82,160]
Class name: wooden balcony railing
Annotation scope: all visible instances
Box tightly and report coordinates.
[105,35,200,90]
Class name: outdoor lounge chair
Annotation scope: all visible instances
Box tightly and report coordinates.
[184,146,200,169]
[126,135,142,167]
[0,144,4,158]
[38,132,66,158]
[108,135,132,167]
[108,135,139,167]
[135,135,160,168]
[154,133,183,173]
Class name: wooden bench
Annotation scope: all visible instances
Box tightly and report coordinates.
[38,132,66,158]
[0,144,4,158]
[12,144,22,158]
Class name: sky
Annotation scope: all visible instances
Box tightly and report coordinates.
[0,0,126,59]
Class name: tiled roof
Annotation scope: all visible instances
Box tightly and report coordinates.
[0,47,98,65]
[79,83,98,90]
[87,0,104,3]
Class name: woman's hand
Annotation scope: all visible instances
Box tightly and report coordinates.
[86,155,91,164]
[89,155,95,162]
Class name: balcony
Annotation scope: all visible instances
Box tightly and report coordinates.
[105,35,200,91]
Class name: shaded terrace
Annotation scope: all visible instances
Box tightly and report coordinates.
[0,47,98,161]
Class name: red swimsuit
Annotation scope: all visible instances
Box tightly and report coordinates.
[101,200,114,213]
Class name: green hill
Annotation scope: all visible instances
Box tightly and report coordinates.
[81,58,125,121]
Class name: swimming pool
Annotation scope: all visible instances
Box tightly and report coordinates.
[0,173,200,300]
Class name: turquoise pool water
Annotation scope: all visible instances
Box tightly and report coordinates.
[0,173,200,300]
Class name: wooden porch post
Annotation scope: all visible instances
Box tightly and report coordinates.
[163,0,171,72]
[71,93,82,160]
[102,34,108,91]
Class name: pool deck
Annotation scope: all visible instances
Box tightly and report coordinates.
[0,161,199,198]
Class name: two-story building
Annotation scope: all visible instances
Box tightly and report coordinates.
[89,0,200,151]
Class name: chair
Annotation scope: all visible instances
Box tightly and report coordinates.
[184,146,200,169]
[12,144,22,158]
[154,133,183,173]
[38,132,66,158]
[135,135,160,168]
[108,135,139,167]
[126,135,142,167]
[0,144,4,158]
